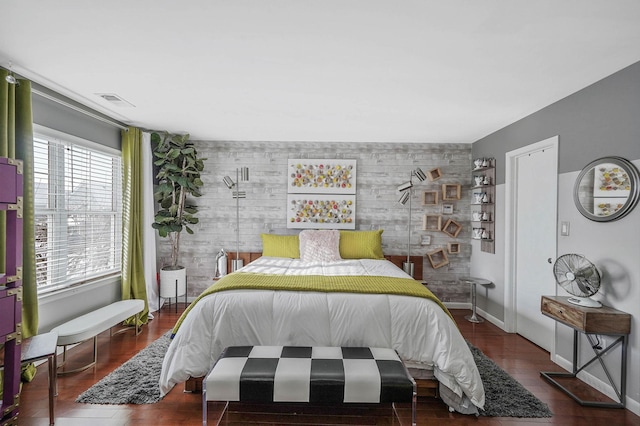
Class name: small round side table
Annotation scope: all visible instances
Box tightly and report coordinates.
[460,276,492,323]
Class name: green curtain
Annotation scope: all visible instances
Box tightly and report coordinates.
[1,69,38,338]
[121,126,149,325]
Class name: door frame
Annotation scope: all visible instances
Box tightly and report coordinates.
[504,136,559,348]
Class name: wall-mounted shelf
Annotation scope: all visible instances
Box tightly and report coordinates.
[471,158,495,254]
[447,243,461,254]
[442,184,462,200]
[427,168,442,181]
[426,248,449,269]
[423,215,442,231]
[441,219,462,238]
[422,190,439,206]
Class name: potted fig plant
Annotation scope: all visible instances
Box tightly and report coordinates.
[151,131,205,301]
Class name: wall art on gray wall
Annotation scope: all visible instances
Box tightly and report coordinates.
[287,159,356,194]
[287,159,357,229]
[287,194,356,229]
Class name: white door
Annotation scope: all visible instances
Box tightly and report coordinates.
[505,137,558,351]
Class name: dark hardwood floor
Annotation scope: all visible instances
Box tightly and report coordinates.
[18,306,640,425]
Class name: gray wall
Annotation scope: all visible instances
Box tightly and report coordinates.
[31,83,121,151]
[471,60,640,411]
[474,61,640,184]
[156,141,475,303]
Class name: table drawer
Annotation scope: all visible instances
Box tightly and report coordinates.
[541,296,631,334]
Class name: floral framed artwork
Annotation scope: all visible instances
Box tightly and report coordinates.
[593,163,631,197]
[287,194,356,229]
[288,159,356,194]
[593,197,626,217]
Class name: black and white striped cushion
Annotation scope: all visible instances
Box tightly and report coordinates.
[204,346,414,404]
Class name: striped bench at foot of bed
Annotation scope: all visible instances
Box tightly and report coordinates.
[203,345,416,426]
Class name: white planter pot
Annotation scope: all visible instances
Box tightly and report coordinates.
[159,267,187,298]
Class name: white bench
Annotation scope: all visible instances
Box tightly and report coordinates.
[203,345,416,426]
[51,299,145,374]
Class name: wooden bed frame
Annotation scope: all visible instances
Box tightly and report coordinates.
[226,252,424,281]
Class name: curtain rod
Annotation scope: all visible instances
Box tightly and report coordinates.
[32,88,129,131]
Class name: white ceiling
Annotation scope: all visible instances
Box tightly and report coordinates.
[2,1,640,143]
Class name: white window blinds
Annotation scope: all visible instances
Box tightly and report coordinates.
[33,133,122,293]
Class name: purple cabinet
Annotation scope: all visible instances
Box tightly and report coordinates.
[1,157,23,425]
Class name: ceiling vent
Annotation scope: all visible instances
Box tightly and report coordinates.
[95,93,135,107]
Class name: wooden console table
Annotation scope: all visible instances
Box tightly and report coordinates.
[540,295,631,408]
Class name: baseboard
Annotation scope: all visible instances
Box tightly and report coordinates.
[443,302,468,310]
[552,354,639,416]
[476,307,505,330]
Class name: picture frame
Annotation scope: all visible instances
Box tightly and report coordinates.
[593,197,627,217]
[592,162,631,197]
[288,159,356,194]
[287,194,356,229]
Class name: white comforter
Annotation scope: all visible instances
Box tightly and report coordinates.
[159,257,485,409]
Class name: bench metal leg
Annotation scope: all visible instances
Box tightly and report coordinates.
[57,336,98,375]
[48,352,56,425]
[110,312,143,337]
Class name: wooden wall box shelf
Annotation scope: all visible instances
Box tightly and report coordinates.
[421,190,439,206]
[441,184,461,200]
[426,249,449,269]
[441,219,462,238]
[540,296,631,408]
[422,215,441,231]
[427,168,442,181]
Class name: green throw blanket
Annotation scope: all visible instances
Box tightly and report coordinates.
[171,272,452,337]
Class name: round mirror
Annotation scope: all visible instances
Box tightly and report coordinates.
[574,157,640,222]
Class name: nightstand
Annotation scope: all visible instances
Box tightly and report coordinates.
[540,296,631,408]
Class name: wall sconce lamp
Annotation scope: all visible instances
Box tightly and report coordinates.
[397,167,426,277]
[223,166,249,271]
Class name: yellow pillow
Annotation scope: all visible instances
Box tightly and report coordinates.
[339,229,384,259]
[261,234,300,258]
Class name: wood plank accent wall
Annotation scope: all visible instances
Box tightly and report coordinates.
[157,141,473,303]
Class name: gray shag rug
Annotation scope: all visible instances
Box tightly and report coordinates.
[76,331,171,404]
[468,343,553,417]
[77,333,551,417]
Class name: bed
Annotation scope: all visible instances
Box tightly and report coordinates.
[159,230,485,414]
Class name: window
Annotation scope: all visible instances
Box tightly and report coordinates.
[33,129,122,293]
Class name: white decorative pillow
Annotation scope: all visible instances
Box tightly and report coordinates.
[299,229,342,263]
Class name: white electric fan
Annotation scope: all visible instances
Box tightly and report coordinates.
[553,254,602,308]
